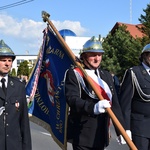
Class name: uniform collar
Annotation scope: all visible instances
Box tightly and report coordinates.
[142,62,150,75]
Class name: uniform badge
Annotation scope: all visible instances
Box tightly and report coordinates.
[15,101,20,111]
[10,81,14,86]
[92,90,97,98]
[142,70,147,75]
[92,90,95,95]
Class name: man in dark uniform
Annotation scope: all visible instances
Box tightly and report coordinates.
[119,43,150,150]
[0,40,32,150]
[65,37,127,150]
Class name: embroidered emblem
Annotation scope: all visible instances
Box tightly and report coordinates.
[15,101,20,111]
[10,81,14,86]
[142,70,147,75]
[91,90,96,95]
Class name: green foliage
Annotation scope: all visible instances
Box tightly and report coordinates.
[11,68,17,76]
[102,25,143,80]
[29,67,33,75]
[9,68,17,76]
[138,3,150,46]
[101,3,150,81]
[138,3,150,42]
[17,60,30,77]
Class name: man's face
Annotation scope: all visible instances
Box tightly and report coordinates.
[143,52,150,67]
[0,56,13,76]
[83,52,103,69]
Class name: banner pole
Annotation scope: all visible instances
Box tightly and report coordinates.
[41,11,137,150]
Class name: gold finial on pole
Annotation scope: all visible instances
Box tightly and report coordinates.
[42,11,50,22]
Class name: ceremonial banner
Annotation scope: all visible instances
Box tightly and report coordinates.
[26,27,72,150]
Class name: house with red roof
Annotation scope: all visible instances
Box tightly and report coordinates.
[111,22,145,38]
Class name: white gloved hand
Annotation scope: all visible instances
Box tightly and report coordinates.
[117,130,132,145]
[94,100,111,114]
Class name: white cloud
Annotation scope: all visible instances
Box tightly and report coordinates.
[52,20,86,36]
[0,13,87,54]
[0,14,46,39]
[0,13,86,37]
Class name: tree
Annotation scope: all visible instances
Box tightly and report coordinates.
[11,68,17,77]
[138,4,150,42]
[101,3,150,81]
[102,25,143,80]
[17,60,30,77]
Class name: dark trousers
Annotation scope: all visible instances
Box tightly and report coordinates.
[72,144,104,150]
[132,135,150,150]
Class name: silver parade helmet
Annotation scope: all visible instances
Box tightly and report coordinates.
[141,43,150,54]
[80,36,104,55]
[0,40,16,61]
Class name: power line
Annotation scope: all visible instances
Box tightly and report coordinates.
[0,0,34,10]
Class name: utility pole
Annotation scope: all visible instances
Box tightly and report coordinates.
[130,0,132,24]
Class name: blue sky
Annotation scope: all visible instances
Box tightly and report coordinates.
[0,0,149,55]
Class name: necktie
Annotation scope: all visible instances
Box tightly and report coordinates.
[95,69,100,78]
[1,78,6,95]
[95,70,98,76]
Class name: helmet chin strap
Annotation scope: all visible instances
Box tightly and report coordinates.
[143,54,150,67]
[83,58,98,70]
[0,72,7,77]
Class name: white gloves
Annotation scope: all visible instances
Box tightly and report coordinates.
[117,130,132,145]
[94,99,111,114]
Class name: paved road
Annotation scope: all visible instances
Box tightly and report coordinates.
[105,125,128,150]
[30,121,129,150]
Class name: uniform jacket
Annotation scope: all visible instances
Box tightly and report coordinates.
[65,67,126,148]
[119,64,150,138]
[0,76,32,150]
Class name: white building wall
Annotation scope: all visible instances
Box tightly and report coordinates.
[12,55,37,72]
[64,36,91,56]
[11,35,102,73]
